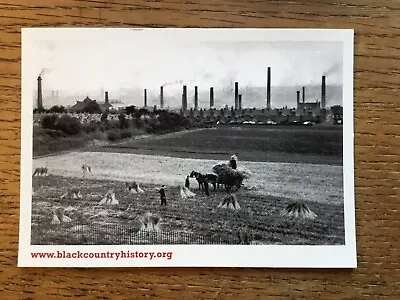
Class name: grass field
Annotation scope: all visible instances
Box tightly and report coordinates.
[31,125,345,245]
[89,125,343,165]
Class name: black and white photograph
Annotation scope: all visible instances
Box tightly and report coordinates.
[19,28,356,268]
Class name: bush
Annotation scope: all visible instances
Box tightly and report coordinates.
[49,105,67,113]
[107,131,119,141]
[119,130,133,139]
[56,114,82,135]
[41,114,59,130]
[82,121,98,133]
[118,113,129,129]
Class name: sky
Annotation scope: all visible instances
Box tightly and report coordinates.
[23,29,345,108]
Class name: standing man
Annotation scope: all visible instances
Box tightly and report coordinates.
[159,185,167,206]
[185,176,190,188]
[204,180,210,196]
[229,154,238,170]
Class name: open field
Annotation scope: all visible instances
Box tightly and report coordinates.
[31,125,344,245]
[31,176,345,245]
[88,125,343,165]
[33,152,343,205]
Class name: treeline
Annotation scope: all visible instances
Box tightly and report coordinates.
[39,105,194,142]
[33,102,102,114]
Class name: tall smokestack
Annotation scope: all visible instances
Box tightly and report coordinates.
[37,76,43,109]
[210,87,214,108]
[302,87,305,103]
[144,89,147,107]
[182,85,187,110]
[238,94,242,110]
[267,67,271,109]
[160,86,164,109]
[321,76,326,109]
[105,91,109,104]
[194,86,198,110]
[296,91,300,105]
[234,82,239,110]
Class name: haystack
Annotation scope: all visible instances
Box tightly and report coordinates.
[51,214,61,225]
[139,212,161,231]
[213,163,251,179]
[82,164,92,173]
[180,187,187,199]
[183,187,196,197]
[51,208,72,224]
[99,189,119,205]
[136,183,145,193]
[126,181,145,194]
[33,167,48,177]
[217,194,241,210]
[180,186,196,199]
[212,163,250,191]
[60,187,82,200]
[281,202,317,220]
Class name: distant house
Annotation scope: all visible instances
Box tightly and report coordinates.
[296,101,321,117]
[69,96,112,113]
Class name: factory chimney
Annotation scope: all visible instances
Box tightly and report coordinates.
[321,76,326,109]
[194,86,198,110]
[302,86,305,104]
[105,91,109,104]
[296,91,300,106]
[37,76,43,110]
[160,86,164,109]
[210,87,214,108]
[182,85,187,110]
[267,67,271,109]
[144,89,147,107]
[234,82,239,110]
[238,94,242,110]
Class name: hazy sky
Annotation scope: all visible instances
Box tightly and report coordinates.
[24,29,344,95]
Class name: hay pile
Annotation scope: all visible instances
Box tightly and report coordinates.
[139,212,161,231]
[33,167,48,177]
[98,189,119,205]
[281,202,317,220]
[217,194,241,210]
[51,208,72,225]
[212,163,248,191]
[60,187,82,200]
[180,186,196,199]
[126,181,145,194]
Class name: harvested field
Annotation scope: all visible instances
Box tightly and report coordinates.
[31,125,345,245]
[31,176,345,245]
[33,152,343,205]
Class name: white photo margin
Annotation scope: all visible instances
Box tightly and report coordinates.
[18,28,356,268]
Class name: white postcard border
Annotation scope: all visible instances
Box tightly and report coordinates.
[18,28,356,268]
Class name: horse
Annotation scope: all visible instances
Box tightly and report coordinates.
[189,170,219,191]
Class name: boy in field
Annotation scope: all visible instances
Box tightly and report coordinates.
[159,185,167,206]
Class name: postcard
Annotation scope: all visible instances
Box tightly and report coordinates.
[18,28,356,267]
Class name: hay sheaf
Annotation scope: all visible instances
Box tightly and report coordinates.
[139,212,162,231]
[281,202,317,220]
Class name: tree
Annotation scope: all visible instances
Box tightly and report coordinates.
[56,115,81,135]
[125,105,137,116]
[49,105,67,113]
[118,112,129,129]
